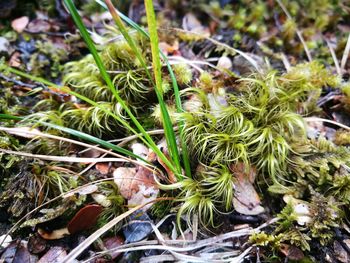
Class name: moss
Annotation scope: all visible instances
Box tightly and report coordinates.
[29,40,68,78]
[26,29,159,137]
[172,63,193,85]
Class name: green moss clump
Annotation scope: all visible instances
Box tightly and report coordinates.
[27,29,160,137]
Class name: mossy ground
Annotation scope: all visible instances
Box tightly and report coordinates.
[1,0,350,262]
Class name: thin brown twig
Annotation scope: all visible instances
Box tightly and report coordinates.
[275,0,312,62]
[0,148,127,163]
[83,218,278,262]
[304,117,350,131]
[341,33,350,72]
[325,38,341,75]
[62,197,174,263]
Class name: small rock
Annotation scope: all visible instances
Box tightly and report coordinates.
[0,37,10,57]
[217,56,232,70]
[334,240,349,263]
[11,16,29,33]
[0,234,12,248]
[103,236,124,259]
[28,234,46,254]
[38,246,67,263]
[123,211,153,243]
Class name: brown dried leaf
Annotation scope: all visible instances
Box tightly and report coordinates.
[38,246,67,263]
[27,19,57,33]
[9,51,21,68]
[28,234,47,254]
[279,243,305,261]
[113,165,158,210]
[67,204,103,234]
[37,228,69,240]
[11,16,29,33]
[334,240,349,263]
[95,163,110,175]
[231,163,264,215]
[103,236,124,259]
[113,167,137,199]
[114,166,157,199]
[182,13,210,37]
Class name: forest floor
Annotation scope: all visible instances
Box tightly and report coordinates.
[1,0,350,262]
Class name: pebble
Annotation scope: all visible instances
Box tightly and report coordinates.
[0,37,10,57]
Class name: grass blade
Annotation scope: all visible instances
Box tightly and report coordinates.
[105,0,183,178]
[19,0,178,176]
[2,65,148,146]
[0,113,147,163]
[96,0,191,178]
[143,0,183,178]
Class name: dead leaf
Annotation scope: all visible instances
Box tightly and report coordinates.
[123,211,153,243]
[0,234,12,248]
[63,184,98,198]
[67,204,103,234]
[182,13,210,37]
[231,163,264,215]
[131,143,149,160]
[95,163,110,175]
[113,165,158,211]
[1,240,37,263]
[128,184,159,211]
[37,228,70,240]
[38,246,67,263]
[279,243,304,261]
[28,234,47,254]
[11,16,29,33]
[103,236,124,259]
[1,240,19,262]
[27,19,57,33]
[334,240,349,263]
[12,242,37,263]
[82,148,103,158]
[113,167,137,199]
[156,152,177,184]
[114,166,157,199]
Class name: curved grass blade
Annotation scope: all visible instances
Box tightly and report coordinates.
[96,0,191,178]
[0,113,147,163]
[104,0,182,178]
[21,0,178,176]
[143,0,182,176]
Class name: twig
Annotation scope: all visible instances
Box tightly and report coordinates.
[304,117,350,131]
[280,53,291,71]
[0,73,38,88]
[62,198,173,263]
[341,33,350,72]
[325,38,341,75]
[83,218,278,263]
[276,0,312,62]
[161,27,263,74]
[0,126,152,170]
[23,29,69,37]
[0,148,127,163]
